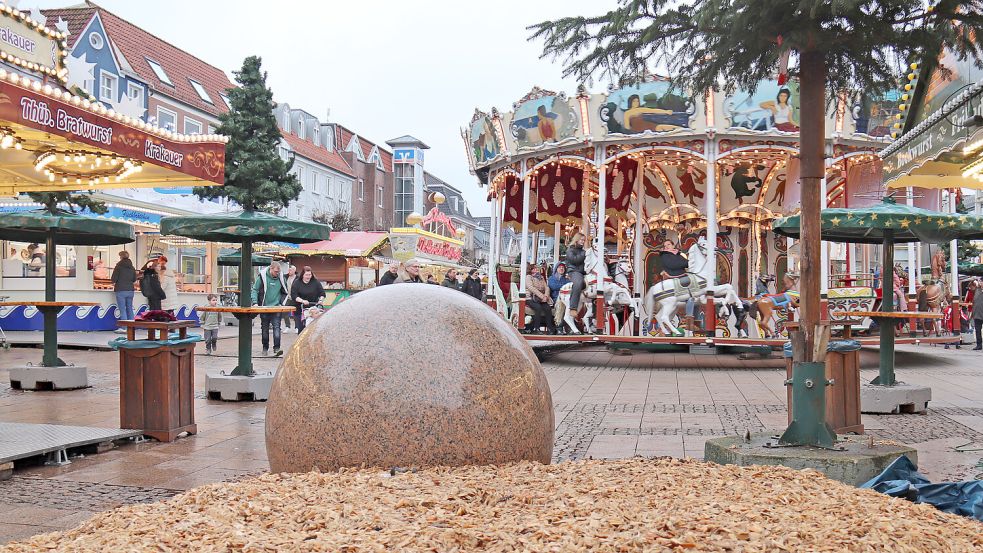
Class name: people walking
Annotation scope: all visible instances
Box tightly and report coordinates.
[462,268,484,300]
[139,258,166,311]
[565,232,587,321]
[379,262,399,286]
[972,280,983,351]
[158,257,179,315]
[290,265,326,333]
[526,264,555,334]
[111,251,137,329]
[283,265,297,329]
[200,294,222,355]
[251,262,288,356]
[442,269,460,290]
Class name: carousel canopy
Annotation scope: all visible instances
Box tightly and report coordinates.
[773,198,983,244]
[0,208,134,245]
[159,210,331,244]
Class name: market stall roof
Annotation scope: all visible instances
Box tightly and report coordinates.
[159,210,331,244]
[284,232,388,257]
[879,77,983,190]
[218,252,273,267]
[0,73,227,196]
[773,198,983,244]
[0,208,134,245]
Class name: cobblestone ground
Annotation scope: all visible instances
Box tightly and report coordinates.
[1,337,982,543]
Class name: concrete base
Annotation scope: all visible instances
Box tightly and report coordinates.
[205,371,273,402]
[689,344,715,355]
[0,461,12,481]
[704,433,917,486]
[9,365,88,390]
[860,382,931,414]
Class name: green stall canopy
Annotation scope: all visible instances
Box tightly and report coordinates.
[0,209,134,245]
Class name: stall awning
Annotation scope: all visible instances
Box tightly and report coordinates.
[0,76,226,196]
[283,232,389,257]
[880,81,983,190]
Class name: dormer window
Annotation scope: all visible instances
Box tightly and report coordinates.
[189,80,213,104]
[312,125,319,145]
[298,119,305,139]
[145,58,173,86]
[220,94,231,109]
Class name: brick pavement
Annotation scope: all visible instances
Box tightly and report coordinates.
[1,337,982,543]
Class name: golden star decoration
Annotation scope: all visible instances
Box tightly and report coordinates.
[870,213,879,221]
[830,216,842,226]
[899,218,911,229]
[937,218,947,228]
[949,220,957,227]
[915,217,923,225]
[959,215,968,224]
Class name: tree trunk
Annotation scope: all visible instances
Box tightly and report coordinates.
[797,50,827,362]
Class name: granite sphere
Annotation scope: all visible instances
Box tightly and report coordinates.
[265,283,554,472]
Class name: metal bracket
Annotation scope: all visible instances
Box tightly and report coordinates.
[44,449,70,466]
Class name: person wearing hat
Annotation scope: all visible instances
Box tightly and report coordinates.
[462,268,484,300]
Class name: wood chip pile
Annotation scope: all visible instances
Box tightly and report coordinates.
[4,458,981,552]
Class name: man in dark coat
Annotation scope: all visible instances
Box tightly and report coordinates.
[379,262,399,286]
[139,258,166,311]
[462,269,484,300]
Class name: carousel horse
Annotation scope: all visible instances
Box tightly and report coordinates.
[643,236,742,337]
[916,279,948,336]
[749,291,800,338]
[555,247,639,334]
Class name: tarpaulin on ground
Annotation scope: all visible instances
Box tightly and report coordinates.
[860,455,983,521]
[109,333,202,350]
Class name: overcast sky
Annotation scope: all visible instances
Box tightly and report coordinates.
[32,0,609,216]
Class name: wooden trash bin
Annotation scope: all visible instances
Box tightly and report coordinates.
[116,320,199,442]
[784,340,863,434]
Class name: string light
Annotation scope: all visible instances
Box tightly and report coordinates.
[34,149,144,184]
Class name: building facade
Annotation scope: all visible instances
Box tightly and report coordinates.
[386,135,429,228]
[330,125,395,230]
[274,104,355,222]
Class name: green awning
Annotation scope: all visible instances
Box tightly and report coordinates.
[218,251,273,267]
[773,198,983,244]
[159,210,330,244]
[0,208,134,245]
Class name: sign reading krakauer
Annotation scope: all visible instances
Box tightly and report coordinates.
[0,7,64,77]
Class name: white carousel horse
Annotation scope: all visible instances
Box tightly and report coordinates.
[643,236,742,337]
[554,245,641,334]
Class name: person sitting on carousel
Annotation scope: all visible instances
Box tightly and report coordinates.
[754,274,775,299]
[659,239,702,330]
[892,268,908,312]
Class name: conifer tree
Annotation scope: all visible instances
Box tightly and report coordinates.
[26,191,106,214]
[194,56,300,212]
[530,1,983,361]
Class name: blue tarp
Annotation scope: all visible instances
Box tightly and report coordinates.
[783,339,861,358]
[860,455,983,521]
[109,333,201,350]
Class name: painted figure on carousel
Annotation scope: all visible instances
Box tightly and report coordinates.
[537,105,556,142]
[624,94,675,132]
[760,88,799,132]
[676,165,705,205]
[730,163,763,204]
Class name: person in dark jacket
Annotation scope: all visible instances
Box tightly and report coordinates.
[290,265,326,333]
[565,232,587,318]
[442,269,460,290]
[658,240,689,279]
[971,279,983,351]
[139,258,166,311]
[462,269,484,300]
[379,262,399,286]
[111,251,137,325]
[548,262,571,303]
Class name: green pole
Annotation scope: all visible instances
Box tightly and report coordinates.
[41,228,64,367]
[874,231,896,386]
[231,238,254,376]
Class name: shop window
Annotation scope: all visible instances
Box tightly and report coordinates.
[2,241,76,278]
[157,107,177,132]
[176,247,207,291]
[184,117,202,135]
[90,244,129,289]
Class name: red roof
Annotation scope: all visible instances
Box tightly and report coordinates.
[44,3,234,118]
[281,131,355,177]
[334,124,392,172]
[296,232,389,257]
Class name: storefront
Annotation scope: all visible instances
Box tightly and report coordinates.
[0,9,226,330]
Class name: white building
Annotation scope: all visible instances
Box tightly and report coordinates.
[274,104,356,222]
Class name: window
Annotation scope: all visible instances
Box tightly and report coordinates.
[220,94,231,109]
[99,72,117,102]
[394,163,415,226]
[145,58,173,86]
[156,107,177,131]
[377,185,384,208]
[310,171,319,194]
[296,166,304,187]
[2,241,77,278]
[358,179,365,201]
[298,119,305,139]
[88,32,104,50]
[189,79,213,103]
[312,126,319,145]
[207,125,216,134]
[184,117,202,135]
[127,82,144,103]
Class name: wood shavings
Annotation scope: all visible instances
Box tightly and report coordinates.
[2,458,981,552]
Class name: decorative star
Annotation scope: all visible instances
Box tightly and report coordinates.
[29,7,46,26]
[959,215,968,224]
[854,218,865,225]
[938,219,947,228]
[949,220,957,227]
[55,17,70,36]
[830,216,842,226]
[870,213,878,221]
[914,217,923,225]
[898,218,911,228]
[64,52,95,91]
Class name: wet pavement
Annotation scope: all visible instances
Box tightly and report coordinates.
[1,336,981,543]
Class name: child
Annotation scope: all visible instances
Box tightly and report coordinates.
[200,294,222,355]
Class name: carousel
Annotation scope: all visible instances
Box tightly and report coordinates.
[462,78,956,346]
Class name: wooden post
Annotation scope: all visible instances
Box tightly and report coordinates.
[797,50,827,363]
[704,291,716,338]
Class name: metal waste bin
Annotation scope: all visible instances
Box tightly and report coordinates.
[784,339,863,434]
[113,320,200,442]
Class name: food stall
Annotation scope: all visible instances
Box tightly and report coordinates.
[281,231,390,307]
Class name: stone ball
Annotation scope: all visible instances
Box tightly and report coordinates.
[265,283,554,472]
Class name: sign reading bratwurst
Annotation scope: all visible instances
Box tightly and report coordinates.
[0,80,224,184]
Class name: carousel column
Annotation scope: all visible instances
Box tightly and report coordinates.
[633,163,645,336]
[594,157,607,334]
[819,168,830,321]
[704,142,718,338]
[906,191,918,330]
[949,190,960,331]
[486,193,499,309]
[517,172,531,330]
[553,222,561,266]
